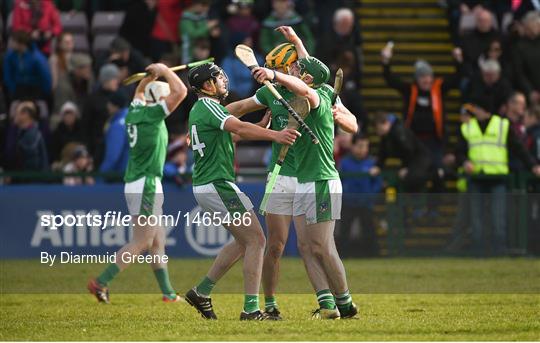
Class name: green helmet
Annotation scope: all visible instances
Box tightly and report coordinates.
[297,57,330,88]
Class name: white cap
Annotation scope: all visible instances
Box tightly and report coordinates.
[144,81,170,103]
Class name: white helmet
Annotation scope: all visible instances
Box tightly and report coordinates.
[144,81,170,103]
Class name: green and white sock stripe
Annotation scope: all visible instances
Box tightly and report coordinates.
[316,289,335,310]
[264,295,278,311]
[244,294,260,313]
[213,181,248,214]
[336,290,353,311]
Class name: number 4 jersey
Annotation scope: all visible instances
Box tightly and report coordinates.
[124,99,169,183]
[188,97,236,186]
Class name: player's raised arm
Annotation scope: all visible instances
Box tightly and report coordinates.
[252,66,319,108]
[133,74,157,102]
[146,63,188,113]
[224,116,299,145]
[276,26,309,59]
[332,103,359,133]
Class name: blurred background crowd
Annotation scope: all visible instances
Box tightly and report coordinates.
[1,0,540,255]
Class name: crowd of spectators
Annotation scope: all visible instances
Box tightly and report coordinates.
[0,0,358,184]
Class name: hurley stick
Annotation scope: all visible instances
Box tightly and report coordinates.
[122,57,215,85]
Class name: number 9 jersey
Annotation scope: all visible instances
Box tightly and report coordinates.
[124,99,169,183]
[188,97,236,186]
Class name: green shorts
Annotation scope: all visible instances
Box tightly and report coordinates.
[293,179,342,224]
[193,180,254,218]
[124,176,164,216]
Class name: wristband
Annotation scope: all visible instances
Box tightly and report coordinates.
[272,70,277,82]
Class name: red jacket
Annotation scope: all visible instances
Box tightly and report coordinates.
[151,0,189,43]
[12,0,62,54]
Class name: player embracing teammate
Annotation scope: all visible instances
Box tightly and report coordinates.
[226,26,358,320]
[183,62,300,320]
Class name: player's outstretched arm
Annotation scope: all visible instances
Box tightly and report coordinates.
[276,26,309,59]
[223,116,299,145]
[225,97,266,118]
[252,67,319,108]
[332,103,359,133]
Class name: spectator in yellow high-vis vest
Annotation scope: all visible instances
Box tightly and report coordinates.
[456,99,540,255]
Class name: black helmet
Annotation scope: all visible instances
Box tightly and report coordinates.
[188,63,229,99]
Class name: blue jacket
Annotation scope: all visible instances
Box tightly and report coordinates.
[3,45,52,96]
[99,108,129,173]
[339,155,383,208]
[221,53,263,99]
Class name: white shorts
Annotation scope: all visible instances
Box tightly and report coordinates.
[263,174,298,215]
[293,179,342,225]
[124,176,164,216]
[193,180,254,218]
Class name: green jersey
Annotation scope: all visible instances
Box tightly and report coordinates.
[320,83,341,105]
[254,84,297,177]
[189,97,235,186]
[124,99,169,182]
[294,88,339,183]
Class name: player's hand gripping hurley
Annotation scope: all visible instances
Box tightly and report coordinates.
[259,96,311,214]
[234,44,319,144]
[122,57,215,85]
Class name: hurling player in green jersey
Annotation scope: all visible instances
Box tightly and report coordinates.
[183,62,300,321]
[226,26,358,320]
[88,63,187,304]
[251,52,358,319]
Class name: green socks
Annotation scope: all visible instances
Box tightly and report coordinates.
[336,290,353,312]
[97,263,120,286]
[196,276,216,297]
[153,268,175,297]
[264,295,278,311]
[316,289,336,310]
[244,294,259,313]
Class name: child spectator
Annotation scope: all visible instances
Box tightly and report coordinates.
[259,0,314,54]
[338,134,382,257]
[99,91,129,175]
[63,144,94,186]
[163,138,191,185]
[179,0,221,64]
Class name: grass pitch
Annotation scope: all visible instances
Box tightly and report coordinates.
[1,258,539,341]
